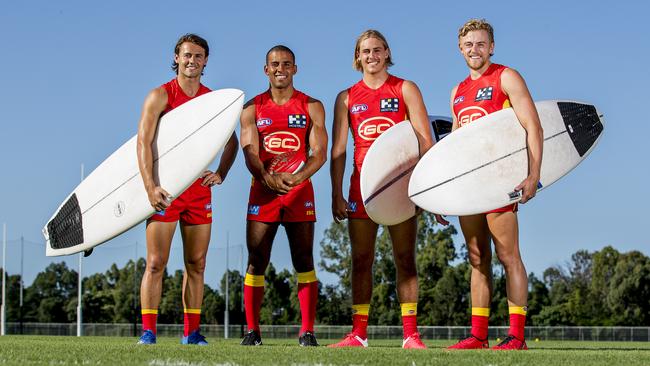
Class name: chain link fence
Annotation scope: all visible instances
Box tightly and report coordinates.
[5,323,650,341]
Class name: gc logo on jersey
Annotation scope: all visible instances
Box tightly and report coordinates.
[380,98,399,112]
[457,106,488,127]
[256,118,272,127]
[357,117,395,141]
[288,114,307,128]
[263,131,301,154]
[351,104,368,114]
[475,87,493,102]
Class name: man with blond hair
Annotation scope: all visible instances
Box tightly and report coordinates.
[447,19,543,350]
[329,29,443,349]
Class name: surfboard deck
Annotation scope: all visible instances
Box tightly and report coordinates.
[408,100,604,216]
[360,116,451,225]
[43,88,245,256]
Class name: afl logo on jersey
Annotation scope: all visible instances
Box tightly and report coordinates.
[457,106,488,127]
[351,104,368,114]
[257,118,272,127]
[263,131,301,154]
[357,117,395,141]
[453,96,465,105]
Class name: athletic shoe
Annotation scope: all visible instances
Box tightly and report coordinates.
[240,330,263,346]
[181,330,208,346]
[492,335,528,350]
[402,333,427,349]
[137,330,156,345]
[298,331,319,347]
[447,335,489,350]
[327,333,368,348]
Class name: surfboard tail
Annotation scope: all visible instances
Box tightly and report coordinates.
[44,193,84,256]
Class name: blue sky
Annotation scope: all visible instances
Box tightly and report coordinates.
[1,0,647,289]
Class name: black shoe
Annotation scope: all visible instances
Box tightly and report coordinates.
[298,331,319,347]
[240,330,263,346]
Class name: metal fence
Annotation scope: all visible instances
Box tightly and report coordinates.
[4,323,650,341]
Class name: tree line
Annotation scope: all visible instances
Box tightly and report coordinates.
[2,213,648,326]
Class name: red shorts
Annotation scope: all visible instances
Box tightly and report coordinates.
[486,203,518,214]
[347,168,370,220]
[247,178,316,223]
[148,179,212,225]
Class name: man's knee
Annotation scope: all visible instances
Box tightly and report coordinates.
[468,248,491,271]
[146,255,168,276]
[185,255,207,275]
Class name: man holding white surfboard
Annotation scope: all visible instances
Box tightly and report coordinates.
[239,45,327,346]
[329,30,435,349]
[446,19,543,350]
[136,34,238,345]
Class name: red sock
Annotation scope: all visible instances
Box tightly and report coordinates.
[509,313,526,340]
[297,280,318,333]
[184,309,201,336]
[244,274,265,333]
[471,315,489,340]
[352,314,369,339]
[141,309,158,335]
[402,316,418,338]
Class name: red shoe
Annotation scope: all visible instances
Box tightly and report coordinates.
[492,335,528,350]
[402,333,427,349]
[327,333,368,348]
[447,335,489,350]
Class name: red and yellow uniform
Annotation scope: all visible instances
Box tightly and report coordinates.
[246,90,316,223]
[347,75,407,219]
[452,63,517,213]
[149,78,213,224]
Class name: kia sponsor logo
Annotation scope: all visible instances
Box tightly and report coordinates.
[357,117,395,141]
[350,104,368,114]
[263,131,301,154]
[457,106,488,127]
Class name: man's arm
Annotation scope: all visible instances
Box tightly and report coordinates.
[239,99,291,194]
[450,85,460,131]
[501,68,544,204]
[403,80,434,155]
[330,90,350,222]
[137,87,171,212]
[286,98,327,186]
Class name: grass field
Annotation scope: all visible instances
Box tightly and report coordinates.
[1,336,650,366]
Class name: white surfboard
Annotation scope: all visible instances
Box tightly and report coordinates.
[408,100,604,216]
[360,116,451,225]
[43,88,245,256]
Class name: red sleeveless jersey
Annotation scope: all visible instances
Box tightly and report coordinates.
[161,78,211,113]
[254,90,311,166]
[452,63,511,128]
[347,75,407,170]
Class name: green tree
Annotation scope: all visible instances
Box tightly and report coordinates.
[318,222,352,297]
